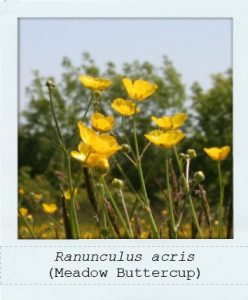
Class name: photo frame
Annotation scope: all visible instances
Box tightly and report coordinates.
[1,0,248,299]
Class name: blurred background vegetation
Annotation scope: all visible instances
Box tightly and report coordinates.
[18,53,232,238]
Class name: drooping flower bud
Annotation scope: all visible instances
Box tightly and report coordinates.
[122,143,131,153]
[112,178,124,189]
[45,80,56,90]
[193,171,205,183]
[187,149,197,158]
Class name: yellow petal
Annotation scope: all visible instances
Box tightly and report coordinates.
[79,75,112,91]
[151,113,188,130]
[159,131,186,148]
[145,130,185,148]
[71,150,87,162]
[91,112,115,132]
[219,146,231,160]
[19,207,28,217]
[111,98,140,116]
[204,146,231,161]
[77,121,97,144]
[122,78,158,101]
[151,116,173,130]
[204,148,221,160]
[42,203,58,214]
[95,135,122,157]
[85,154,109,170]
[172,113,188,129]
[145,130,164,146]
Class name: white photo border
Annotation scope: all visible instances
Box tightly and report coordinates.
[1,1,248,298]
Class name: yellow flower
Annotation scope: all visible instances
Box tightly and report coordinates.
[122,78,158,101]
[204,146,231,161]
[18,188,25,195]
[71,143,109,170]
[91,112,115,132]
[145,130,185,149]
[19,207,28,217]
[27,214,33,222]
[79,75,112,91]
[111,98,140,116]
[151,113,188,130]
[77,122,121,157]
[42,203,58,214]
[64,188,78,201]
[33,193,43,202]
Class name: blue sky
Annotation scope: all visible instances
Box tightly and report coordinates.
[19,18,232,109]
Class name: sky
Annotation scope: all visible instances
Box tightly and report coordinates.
[19,18,232,110]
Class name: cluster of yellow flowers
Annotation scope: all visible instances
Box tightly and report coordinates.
[74,75,231,163]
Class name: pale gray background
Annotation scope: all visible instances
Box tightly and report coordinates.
[1,0,248,299]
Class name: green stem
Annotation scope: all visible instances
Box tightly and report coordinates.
[48,89,64,146]
[132,112,160,238]
[66,153,80,238]
[101,176,131,238]
[173,146,203,238]
[19,213,37,239]
[83,167,101,238]
[119,190,134,238]
[48,87,80,239]
[82,93,95,121]
[121,116,136,161]
[165,151,178,239]
[217,161,224,238]
[67,93,95,148]
[115,158,146,209]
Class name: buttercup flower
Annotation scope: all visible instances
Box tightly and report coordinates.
[111,98,140,116]
[18,188,25,195]
[151,113,188,130]
[42,203,58,214]
[204,146,231,161]
[122,78,158,101]
[91,112,115,132]
[64,188,78,201]
[19,207,28,217]
[145,130,185,149]
[79,75,112,91]
[77,122,121,157]
[71,143,109,170]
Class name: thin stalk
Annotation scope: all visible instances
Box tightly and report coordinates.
[140,142,151,161]
[67,93,95,148]
[165,152,178,238]
[121,116,136,161]
[123,152,137,167]
[217,161,224,238]
[66,153,80,238]
[173,146,203,238]
[83,167,101,238]
[132,112,160,238]
[82,93,95,121]
[101,176,132,238]
[19,213,37,239]
[48,87,80,239]
[115,159,146,209]
[119,189,134,237]
[60,187,73,239]
[48,89,64,146]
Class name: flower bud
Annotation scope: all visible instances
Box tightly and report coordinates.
[112,178,124,189]
[45,80,56,90]
[27,214,33,222]
[187,149,197,158]
[122,144,131,153]
[193,171,205,183]
[94,90,102,98]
